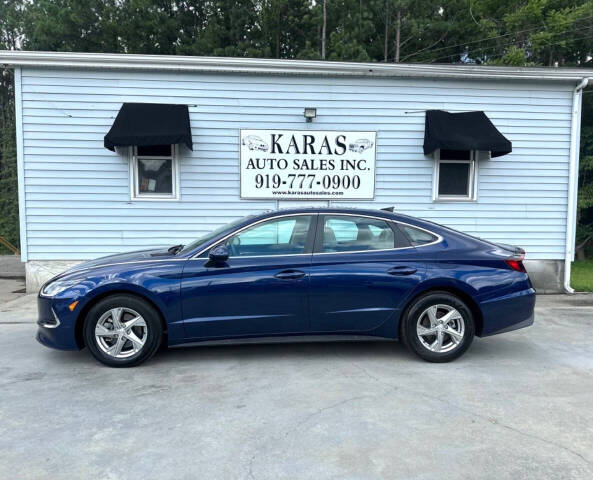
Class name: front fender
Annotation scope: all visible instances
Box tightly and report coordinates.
[51,260,185,347]
[78,281,174,321]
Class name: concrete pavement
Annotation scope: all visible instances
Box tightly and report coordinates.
[0,255,26,305]
[0,254,25,279]
[1,286,593,479]
[0,278,26,306]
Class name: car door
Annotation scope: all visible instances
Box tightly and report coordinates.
[181,214,317,340]
[308,214,425,334]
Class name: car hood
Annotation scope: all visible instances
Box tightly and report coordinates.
[66,247,177,274]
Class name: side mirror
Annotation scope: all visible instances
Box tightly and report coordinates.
[208,244,229,263]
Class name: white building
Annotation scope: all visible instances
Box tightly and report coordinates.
[0,51,590,292]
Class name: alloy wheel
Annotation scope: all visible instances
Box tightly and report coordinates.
[95,307,148,359]
[416,304,465,353]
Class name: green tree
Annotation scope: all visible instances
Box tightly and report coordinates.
[0,0,22,254]
[177,0,263,57]
[259,0,316,59]
[577,89,593,259]
[0,76,19,254]
[1,0,593,256]
[23,0,120,52]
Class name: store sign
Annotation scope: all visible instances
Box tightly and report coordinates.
[240,129,376,199]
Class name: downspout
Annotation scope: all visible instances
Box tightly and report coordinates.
[564,77,589,293]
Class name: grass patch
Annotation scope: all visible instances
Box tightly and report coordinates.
[571,260,593,292]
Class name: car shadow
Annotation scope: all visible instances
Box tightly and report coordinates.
[155,330,550,367]
[40,332,543,369]
[152,339,412,365]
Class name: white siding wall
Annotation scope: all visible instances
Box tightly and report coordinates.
[19,67,574,260]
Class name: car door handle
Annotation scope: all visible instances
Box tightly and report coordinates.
[387,266,417,276]
[274,269,306,280]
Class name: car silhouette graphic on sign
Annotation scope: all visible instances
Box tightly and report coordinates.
[349,138,374,153]
[242,135,269,151]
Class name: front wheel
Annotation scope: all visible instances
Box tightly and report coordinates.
[400,292,475,362]
[83,294,163,367]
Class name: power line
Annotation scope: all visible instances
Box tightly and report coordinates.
[421,24,593,63]
[429,23,593,62]
[462,31,593,63]
[403,12,593,62]
[468,30,593,62]
[405,12,593,60]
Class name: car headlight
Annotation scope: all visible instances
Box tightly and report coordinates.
[40,279,79,297]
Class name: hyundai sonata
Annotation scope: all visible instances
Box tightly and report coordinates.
[37,208,535,367]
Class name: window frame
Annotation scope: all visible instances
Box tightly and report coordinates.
[191,213,442,259]
[224,214,315,258]
[312,213,442,255]
[399,223,439,247]
[129,144,180,201]
[316,214,401,254]
[432,149,479,202]
[196,213,318,259]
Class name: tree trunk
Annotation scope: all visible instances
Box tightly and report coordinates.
[276,8,280,58]
[384,0,389,62]
[576,235,593,261]
[394,9,401,63]
[321,0,327,60]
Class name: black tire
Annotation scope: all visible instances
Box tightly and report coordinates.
[400,291,475,363]
[83,294,163,367]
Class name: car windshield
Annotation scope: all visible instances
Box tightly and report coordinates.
[178,216,255,255]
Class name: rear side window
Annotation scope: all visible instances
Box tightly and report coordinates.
[401,225,438,246]
[321,216,406,253]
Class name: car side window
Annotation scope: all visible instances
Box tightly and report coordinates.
[224,215,312,257]
[321,216,398,252]
[401,225,438,246]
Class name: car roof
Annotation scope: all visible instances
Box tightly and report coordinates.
[249,207,494,250]
[254,206,423,225]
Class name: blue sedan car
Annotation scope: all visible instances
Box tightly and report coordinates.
[37,208,535,367]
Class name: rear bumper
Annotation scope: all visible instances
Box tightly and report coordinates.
[479,287,536,337]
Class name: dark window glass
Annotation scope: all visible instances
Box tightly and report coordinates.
[137,158,173,194]
[392,224,412,248]
[438,162,470,196]
[322,216,395,252]
[440,149,471,160]
[137,144,172,156]
[401,225,438,246]
[225,216,312,257]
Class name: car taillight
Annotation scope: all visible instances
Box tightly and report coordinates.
[505,251,526,272]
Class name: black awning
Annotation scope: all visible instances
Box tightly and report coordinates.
[104,103,192,151]
[423,110,511,158]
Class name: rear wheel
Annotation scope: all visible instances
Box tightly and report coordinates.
[83,294,162,367]
[401,292,475,362]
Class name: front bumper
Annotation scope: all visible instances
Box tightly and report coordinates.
[479,287,536,337]
[36,295,82,351]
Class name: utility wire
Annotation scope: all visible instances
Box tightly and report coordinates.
[467,29,593,61]
[403,13,593,61]
[465,31,593,63]
[421,24,593,63]
[430,24,593,62]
